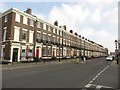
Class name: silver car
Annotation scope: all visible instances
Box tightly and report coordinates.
[106,55,114,61]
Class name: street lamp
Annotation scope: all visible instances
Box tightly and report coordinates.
[115,40,118,50]
[115,40,119,64]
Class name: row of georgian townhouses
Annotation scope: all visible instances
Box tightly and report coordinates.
[0,7,108,62]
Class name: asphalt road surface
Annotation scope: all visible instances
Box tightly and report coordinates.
[2,57,118,89]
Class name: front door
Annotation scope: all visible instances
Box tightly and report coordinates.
[36,48,39,58]
[12,48,18,62]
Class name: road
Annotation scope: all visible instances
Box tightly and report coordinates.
[2,57,118,89]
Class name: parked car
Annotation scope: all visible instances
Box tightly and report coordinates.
[0,60,9,64]
[106,55,114,61]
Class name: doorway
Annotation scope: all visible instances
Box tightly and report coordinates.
[12,48,18,62]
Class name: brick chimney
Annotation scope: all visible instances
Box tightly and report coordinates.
[63,25,66,30]
[26,8,32,15]
[54,21,58,26]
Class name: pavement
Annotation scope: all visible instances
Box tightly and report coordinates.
[1,58,85,70]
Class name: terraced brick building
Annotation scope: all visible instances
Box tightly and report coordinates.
[0,7,108,62]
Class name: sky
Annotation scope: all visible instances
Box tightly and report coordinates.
[0,0,119,52]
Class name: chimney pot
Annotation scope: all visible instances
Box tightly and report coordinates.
[26,8,32,15]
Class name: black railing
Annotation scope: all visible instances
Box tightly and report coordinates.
[36,39,42,43]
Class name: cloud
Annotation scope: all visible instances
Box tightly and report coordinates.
[33,11,47,21]
[103,7,118,25]
[79,27,115,51]
[89,8,102,23]
[81,0,118,8]
[48,3,90,30]
[79,28,95,37]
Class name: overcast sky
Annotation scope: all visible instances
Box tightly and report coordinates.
[0,0,119,52]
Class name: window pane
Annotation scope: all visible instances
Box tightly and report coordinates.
[50,27,53,32]
[42,47,46,56]
[29,49,32,57]
[48,36,51,41]
[22,49,26,57]
[57,49,59,56]
[22,30,27,40]
[43,34,46,40]
[48,47,51,56]
[36,33,41,43]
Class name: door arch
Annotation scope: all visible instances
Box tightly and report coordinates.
[12,48,18,62]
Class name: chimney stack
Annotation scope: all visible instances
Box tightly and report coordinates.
[54,21,58,26]
[26,8,32,15]
[63,25,66,30]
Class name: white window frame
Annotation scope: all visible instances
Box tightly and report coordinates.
[23,16,28,25]
[53,28,55,33]
[37,21,41,28]
[57,30,59,35]
[14,26,20,41]
[48,25,51,32]
[4,15,8,22]
[29,30,34,43]
[15,13,20,22]
[60,38,62,44]
[30,19,34,27]
[3,27,7,41]
[43,23,46,30]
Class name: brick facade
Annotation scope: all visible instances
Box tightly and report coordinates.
[0,7,108,62]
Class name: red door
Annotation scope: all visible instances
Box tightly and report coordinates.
[36,48,39,58]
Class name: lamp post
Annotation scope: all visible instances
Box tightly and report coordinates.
[84,39,85,59]
[115,40,119,64]
[59,38,61,62]
[115,40,118,50]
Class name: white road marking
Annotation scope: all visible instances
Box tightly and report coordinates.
[85,84,92,88]
[95,75,98,78]
[85,83,113,89]
[96,85,102,89]
[92,78,96,81]
[85,65,110,88]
